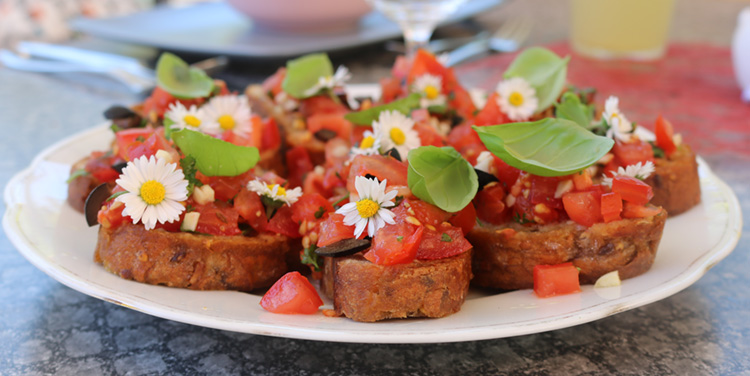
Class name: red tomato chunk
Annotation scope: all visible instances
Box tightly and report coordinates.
[260,272,323,314]
[611,175,653,205]
[533,263,581,298]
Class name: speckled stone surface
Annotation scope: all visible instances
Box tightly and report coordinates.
[2,1,750,374]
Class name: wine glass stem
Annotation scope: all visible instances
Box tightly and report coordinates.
[402,23,436,56]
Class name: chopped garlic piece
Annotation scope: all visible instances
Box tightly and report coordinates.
[554,179,574,199]
[181,212,201,232]
[193,185,215,205]
[154,149,174,164]
[594,271,621,288]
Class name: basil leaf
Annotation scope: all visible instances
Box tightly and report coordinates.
[282,53,333,99]
[156,52,214,99]
[504,47,570,114]
[407,146,478,213]
[555,92,594,129]
[473,118,614,177]
[345,93,421,126]
[172,129,259,177]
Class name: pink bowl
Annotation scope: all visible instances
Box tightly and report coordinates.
[226,0,372,33]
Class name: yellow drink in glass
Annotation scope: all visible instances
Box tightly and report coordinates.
[570,0,676,60]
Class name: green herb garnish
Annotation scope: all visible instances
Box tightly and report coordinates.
[155,52,214,99]
[407,146,478,213]
[440,233,452,242]
[504,47,570,114]
[66,169,90,183]
[345,93,421,126]
[555,92,595,129]
[314,206,326,219]
[473,118,614,177]
[301,245,322,271]
[172,129,259,177]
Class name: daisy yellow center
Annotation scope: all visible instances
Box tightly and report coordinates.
[389,128,406,145]
[218,114,236,130]
[184,115,201,128]
[140,180,166,205]
[356,198,379,219]
[424,85,440,100]
[360,136,375,149]
[508,92,524,107]
[270,184,286,196]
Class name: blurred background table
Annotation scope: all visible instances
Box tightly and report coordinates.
[1,0,749,374]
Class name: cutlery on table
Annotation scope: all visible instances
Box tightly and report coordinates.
[0,42,228,94]
[445,18,532,66]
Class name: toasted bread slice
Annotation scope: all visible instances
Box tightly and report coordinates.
[321,250,473,322]
[467,210,667,290]
[646,145,701,216]
[95,222,299,291]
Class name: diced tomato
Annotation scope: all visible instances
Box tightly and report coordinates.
[200,170,254,202]
[266,205,301,238]
[307,113,352,141]
[85,152,120,182]
[261,117,281,151]
[402,198,451,226]
[611,175,653,205]
[299,95,347,117]
[474,183,508,225]
[411,108,430,123]
[600,192,623,223]
[193,202,241,236]
[302,169,329,198]
[234,189,267,231]
[533,263,581,298]
[562,191,602,227]
[324,138,351,168]
[622,202,663,219]
[447,122,482,152]
[448,202,477,235]
[346,155,408,195]
[291,193,334,224]
[415,224,472,260]
[286,146,314,188]
[494,156,521,189]
[260,271,323,314]
[407,49,449,87]
[316,213,356,247]
[513,190,562,225]
[97,200,126,229]
[529,175,564,210]
[262,67,286,97]
[655,114,677,157]
[612,139,654,166]
[365,223,423,265]
[141,86,205,119]
[413,122,444,147]
[474,93,510,126]
[448,86,477,120]
[572,170,593,191]
[115,128,155,161]
[380,76,403,103]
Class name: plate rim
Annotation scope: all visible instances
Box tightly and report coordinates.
[3,124,743,344]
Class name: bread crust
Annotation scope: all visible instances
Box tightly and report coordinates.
[321,251,473,322]
[646,145,701,215]
[467,210,667,290]
[95,222,298,291]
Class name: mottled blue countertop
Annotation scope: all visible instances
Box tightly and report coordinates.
[2,2,750,373]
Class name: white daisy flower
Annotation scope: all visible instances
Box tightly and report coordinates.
[164,102,208,133]
[469,88,488,109]
[602,161,655,187]
[336,176,397,238]
[496,77,539,121]
[247,179,302,206]
[372,110,420,157]
[474,150,495,173]
[350,130,382,158]
[115,155,189,231]
[602,96,634,142]
[201,95,252,137]
[412,73,447,108]
[303,65,352,97]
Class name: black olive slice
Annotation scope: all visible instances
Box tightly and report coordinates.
[103,105,137,120]
[384,147,402,162]
[364,173,377,180]
[313,129,337,142]
[111,162,128,174]
[84,183,112,227]
[475,168,499,191]
[314,238,371,257]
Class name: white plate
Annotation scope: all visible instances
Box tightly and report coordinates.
[70,0,502,58]
[3,124,742,344]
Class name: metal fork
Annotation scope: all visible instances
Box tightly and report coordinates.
[445,18,533,67]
